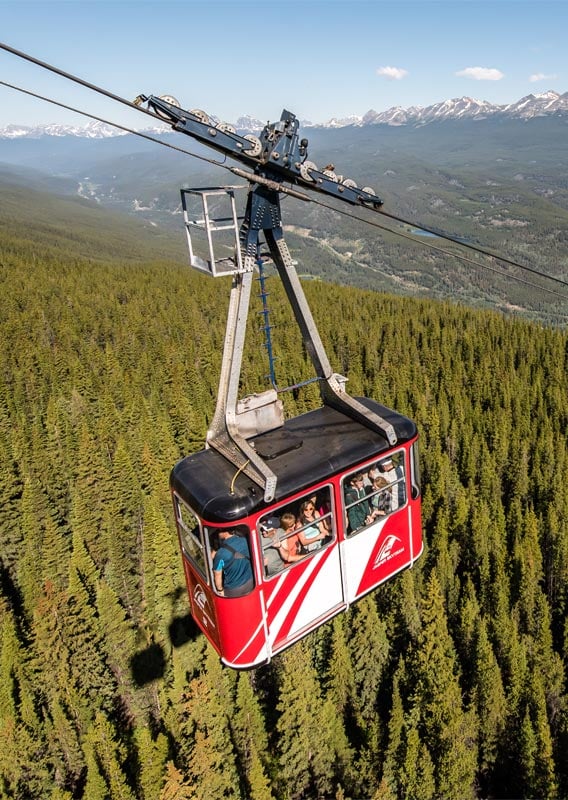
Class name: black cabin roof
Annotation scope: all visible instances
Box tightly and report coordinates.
[170,397,418,524]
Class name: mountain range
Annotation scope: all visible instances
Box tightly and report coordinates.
[324,89,568,128]
[1,85,568,325]
[1,90,567,139]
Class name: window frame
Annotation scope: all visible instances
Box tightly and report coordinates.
[342,451,407,538]
[257,483,335,579]
[410,441,421,500]
[207,524,254,598]
[173,492,210,582]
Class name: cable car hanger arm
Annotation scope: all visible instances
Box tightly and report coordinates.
[178,180,396,503]
[137,95,384,210]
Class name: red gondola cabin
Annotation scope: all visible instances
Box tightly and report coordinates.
[171,397,422,669]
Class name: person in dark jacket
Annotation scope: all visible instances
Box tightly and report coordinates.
[344,473,371,534]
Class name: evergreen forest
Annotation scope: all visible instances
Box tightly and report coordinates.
[1,205,568,800]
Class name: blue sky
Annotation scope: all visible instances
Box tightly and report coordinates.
[0,0,566,129]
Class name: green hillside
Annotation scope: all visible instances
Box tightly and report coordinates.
[1,192,568,799]
[0,175,187,264]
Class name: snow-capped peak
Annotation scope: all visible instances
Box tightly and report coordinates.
[1,90,566,139]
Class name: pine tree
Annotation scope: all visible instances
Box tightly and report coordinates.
[49,788,74,800]
[159,762,193,800]
[0,603,50,797]
[517,705,537,796]
[409,571,478,799]
[43,393,73,530]
[231,671,274,799]
[31,581,74,713]
[530,673,559,799]
[380,664,406,797]
[349,596,391,717]
[326,615,356,717]
[96,579,140,720]
[133,726,170,800]
[64,552,115,723]
[68,421,111,568]
[45,696,85,794]
[177,651,241,800]
[17,475,46,613]
[399,708,436,800]
[472,616,507,793]
[83,712,137,800]
[41,511,71,590]
[145,494,182,651]
[0,404,24,572]
[275,639,343,799]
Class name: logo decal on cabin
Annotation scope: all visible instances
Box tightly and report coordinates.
[193,584,215,629]
[373,535,404,569]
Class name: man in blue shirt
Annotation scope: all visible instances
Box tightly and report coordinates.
[213,530,254,597]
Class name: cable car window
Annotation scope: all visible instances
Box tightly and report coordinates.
[173,494,208,580]
[208,526,255,598]
[343,453,406,537]
[258,486,334,577]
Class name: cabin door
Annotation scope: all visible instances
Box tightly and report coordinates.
[265,543,345,652]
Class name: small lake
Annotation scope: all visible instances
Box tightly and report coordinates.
[411,228,439,238]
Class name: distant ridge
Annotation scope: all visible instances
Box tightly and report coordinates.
[2,90,567,139]
[351,90,568,128]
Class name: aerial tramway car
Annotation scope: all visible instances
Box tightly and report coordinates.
[138,94,424,668]
[171,401,421,669]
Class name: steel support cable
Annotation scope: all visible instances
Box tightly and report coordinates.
[302,195,568,301]
[0,40,159,121]
[0,81,309,208]
[3,80,567,304]
[2,40,567,302]
[0,80,227,169]
[378,207,568,290]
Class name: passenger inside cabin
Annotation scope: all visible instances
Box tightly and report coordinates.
[308,491,332,533]
[209,529,219,553]
[213,529,254,597]
[363,463,380,487]
[279,512,306,564]
[260,516,286,576]
[368,475,391,521]
[344,472,372,534]
[297,500,328,552]
[260,513,304,575]
[378,456,405,510]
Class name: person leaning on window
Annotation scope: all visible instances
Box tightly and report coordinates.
[378,457,405,510]
[213,529,254,597]
[278,512,306,564]
[297,500,328,551]
[368,475,391,521]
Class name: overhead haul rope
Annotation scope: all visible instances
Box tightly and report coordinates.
[296,195,568,300]
[2,40,568,303]
[0,80,228,169]
[0,41,159,121]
